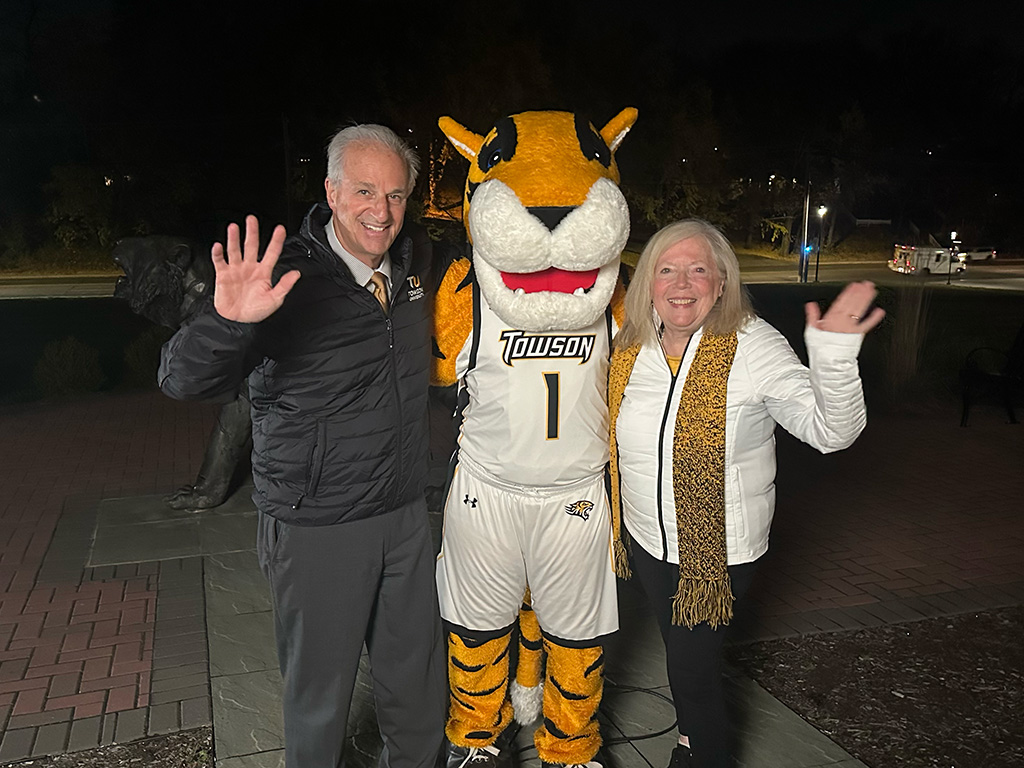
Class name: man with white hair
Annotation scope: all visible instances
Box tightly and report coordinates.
[159,124,445,767]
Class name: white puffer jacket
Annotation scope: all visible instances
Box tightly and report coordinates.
[615,318,866,565]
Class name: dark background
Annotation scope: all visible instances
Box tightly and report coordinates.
[2,0,1023,251]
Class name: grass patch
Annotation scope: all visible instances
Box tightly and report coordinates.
[735,244,889,264]
[0,244,120,276]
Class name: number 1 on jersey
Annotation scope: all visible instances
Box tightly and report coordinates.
[543,372,559,440]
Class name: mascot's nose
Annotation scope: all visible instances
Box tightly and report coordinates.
[528,206,574,232]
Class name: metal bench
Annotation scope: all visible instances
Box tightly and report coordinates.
[960,319,1024,426]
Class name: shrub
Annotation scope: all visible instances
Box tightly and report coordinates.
[32,336,105,395]
[122,326,173,388]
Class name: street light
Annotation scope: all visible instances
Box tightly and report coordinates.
[948,230,960,285]
[799,182,811,283]
[814,205,828,282]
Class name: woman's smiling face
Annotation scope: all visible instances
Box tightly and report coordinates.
[651,236,724,343]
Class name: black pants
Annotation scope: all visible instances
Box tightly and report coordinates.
[630,544,758,768]
[258,498,447,768]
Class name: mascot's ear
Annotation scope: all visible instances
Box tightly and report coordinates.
[600,108,639,153]
[439,116,484,163]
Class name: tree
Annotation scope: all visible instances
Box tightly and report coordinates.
[44,164,115,249]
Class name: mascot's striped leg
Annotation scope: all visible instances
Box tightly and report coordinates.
[446,629,515,748]
[534,638,604,765]
[511,594,544,725]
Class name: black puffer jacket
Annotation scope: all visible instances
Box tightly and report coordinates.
[159,204,434,525]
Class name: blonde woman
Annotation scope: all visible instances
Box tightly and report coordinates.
[608,219,883,768]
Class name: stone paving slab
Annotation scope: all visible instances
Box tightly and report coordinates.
[208,611,277,678]
[204,551,272,618]
[90,492,257,567]
[601,677,861,768]
[211,669,283,759]
[218,752,284,768]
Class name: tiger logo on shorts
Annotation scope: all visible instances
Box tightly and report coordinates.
[564,499,594,521]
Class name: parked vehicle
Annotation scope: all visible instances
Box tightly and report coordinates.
[958,247,997,261]
[889,244,967,275]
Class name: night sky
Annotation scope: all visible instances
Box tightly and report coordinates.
[2,0,1022,246]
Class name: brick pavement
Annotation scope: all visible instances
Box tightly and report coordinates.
[0,392,217,762]
[733,407,1024,642]
[1,388,1022,762]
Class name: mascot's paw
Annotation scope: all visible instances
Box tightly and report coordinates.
[510,680,544,726]
[164,485,226,511]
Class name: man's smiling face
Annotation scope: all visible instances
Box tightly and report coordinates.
[325,142,410,268]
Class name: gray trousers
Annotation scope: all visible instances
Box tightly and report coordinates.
[257,498,446,768]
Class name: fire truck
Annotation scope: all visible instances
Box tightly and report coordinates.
[888,244,967,275]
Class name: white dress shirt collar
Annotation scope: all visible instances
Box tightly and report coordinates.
[324,220,392,293]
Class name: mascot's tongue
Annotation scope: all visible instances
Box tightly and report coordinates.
[501,267,600,294]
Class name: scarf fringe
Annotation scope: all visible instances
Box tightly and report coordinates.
[671,577,734,629]
[613,539,632,579]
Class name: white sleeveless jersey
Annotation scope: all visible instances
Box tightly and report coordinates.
[455,290,613,487]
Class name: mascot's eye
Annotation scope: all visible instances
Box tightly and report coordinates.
[477,116,518,173]
[574,114,612,168]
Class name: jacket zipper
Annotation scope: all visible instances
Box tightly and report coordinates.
[354,255,403,510]
[368,286,401,510]
[656,337,690,561]
[655,370,680,561]
[293,420,327,510]
[386,316,402,510]
[386,243,413,511]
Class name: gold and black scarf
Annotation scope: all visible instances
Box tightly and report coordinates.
[609,331,738,628]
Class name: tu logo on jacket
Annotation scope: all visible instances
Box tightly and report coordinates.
[406,274,424,302]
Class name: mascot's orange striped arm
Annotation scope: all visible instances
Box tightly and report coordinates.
[433,108,636,765]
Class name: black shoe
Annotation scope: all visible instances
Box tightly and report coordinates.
[444,739,511,768]
[667,744,693,768]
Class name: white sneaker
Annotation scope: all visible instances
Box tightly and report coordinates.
[445,741,509,768]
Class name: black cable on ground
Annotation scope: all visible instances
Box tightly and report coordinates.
[602,682,678,745]
[511,682,679,759]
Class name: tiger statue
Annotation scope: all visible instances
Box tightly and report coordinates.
[433,108,636,768]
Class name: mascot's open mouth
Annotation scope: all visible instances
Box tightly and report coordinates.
[501,267,600,294]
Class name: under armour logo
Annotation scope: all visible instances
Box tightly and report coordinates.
[463,494,478,508]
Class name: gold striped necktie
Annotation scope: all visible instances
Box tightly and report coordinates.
[368,271,389,312]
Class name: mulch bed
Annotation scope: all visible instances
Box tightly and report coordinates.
[11,727,212,768]
[730,606,1024,768]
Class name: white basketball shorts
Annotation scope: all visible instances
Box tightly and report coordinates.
[436,454,618,642]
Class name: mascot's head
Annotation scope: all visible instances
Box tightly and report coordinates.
[439,108,637,331]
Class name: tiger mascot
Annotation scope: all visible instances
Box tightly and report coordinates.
[433,108,636,768]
